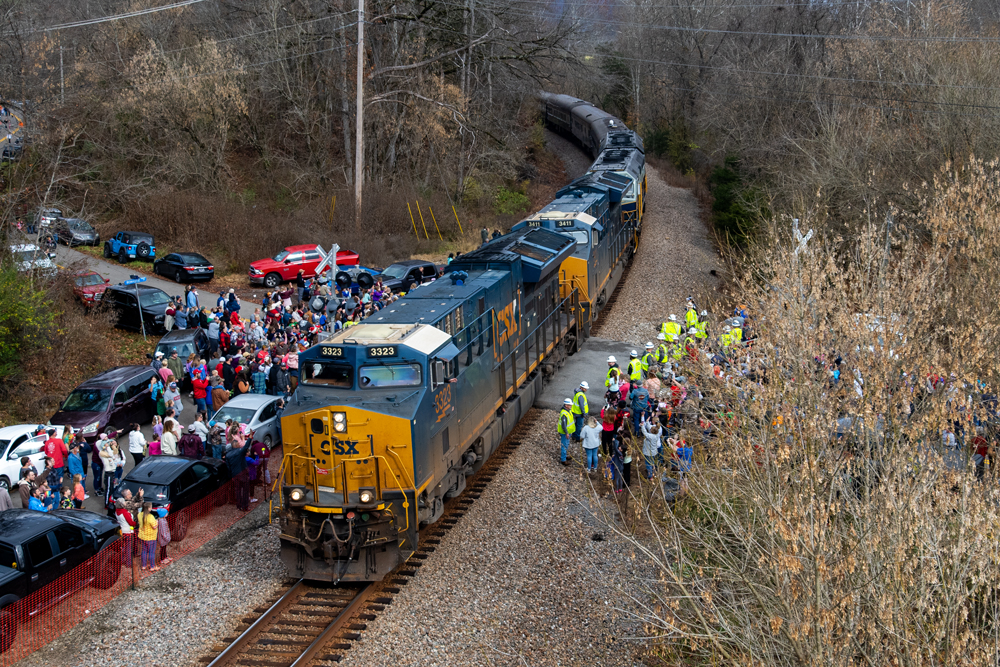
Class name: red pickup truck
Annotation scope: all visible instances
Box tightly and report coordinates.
[248,245,359,288]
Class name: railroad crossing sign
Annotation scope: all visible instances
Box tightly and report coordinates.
[314,243,341,277]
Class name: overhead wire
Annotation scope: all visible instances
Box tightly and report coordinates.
[34,0,209,33]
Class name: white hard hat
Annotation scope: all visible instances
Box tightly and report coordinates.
[700,310,707,316]
[657,333,666,340]
[667,334,678,342]
[668,314,677,322]
[579,381,589,390]
[645,342,654,349]
[630,350,638,357]
[607,355,617,364]
[724,325,731,331]
[563,397,573,405]
[688,328,697,335]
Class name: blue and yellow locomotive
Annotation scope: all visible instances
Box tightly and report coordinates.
[277,227,583,582]
[276,94,647,583]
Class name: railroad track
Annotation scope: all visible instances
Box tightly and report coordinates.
[201,420,532,666]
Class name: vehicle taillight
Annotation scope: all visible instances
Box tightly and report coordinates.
[185,267,195,271]
[207,266,213,271]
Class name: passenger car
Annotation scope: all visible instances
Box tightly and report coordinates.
[51,218,99,246]
[249,245,360,288]
[153,252,215,283]
[0,425,65,491]
[8,244,56,276]
[154,327,211,363]
[104,284,171,334]
[103,231,156,263]
[376,260,441,294]
[109,456,232,541]
[50,365,158,440]
[72,270,110,308]
[34,208,62,230]
[0,509,122,652]
[211,394,282,448]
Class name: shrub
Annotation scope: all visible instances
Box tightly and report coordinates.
[707,156,765,245]
[493,186,530,216]
[0,262,56,381]
[646,121,697,174]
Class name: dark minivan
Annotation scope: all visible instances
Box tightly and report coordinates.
[50,365,158,441]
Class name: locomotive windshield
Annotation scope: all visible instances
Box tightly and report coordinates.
[568,230,590,246]
[359,363,422,388]
[302,361,353,388]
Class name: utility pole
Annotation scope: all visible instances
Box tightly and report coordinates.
[60,45,65,105]
[354,0,365,231]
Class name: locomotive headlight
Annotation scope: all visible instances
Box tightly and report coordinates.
[333,412,347,432]
[288,486,307,504]
[359,489,375,504]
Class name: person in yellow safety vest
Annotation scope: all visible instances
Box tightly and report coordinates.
[661,314,682,340]
[641,342,655,374]
[627,351,642,382]
[670,336,685,360]
[605,355,620,386]
[655,333,670,364]
[570,381,589,442]
[695,311,709,340]
[684,327,698,358]
[685,304,699,330]
[557,398,575,465]
[730,321,743,344]
[720,325,733,350]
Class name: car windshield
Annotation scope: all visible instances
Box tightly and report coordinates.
[118,481,170,503]
[272,250,289,262]
[0,440,9,457]
[302,362,353,387]
[359,363,422,388]
[156,342,195,358]
[380,265,408,280]
[212,406,256,425]
[139,291,172,308]
[76,274,104,287]
[67,219,93,231]
[568,230,590,246]
[13,250,41,263]
[61,387,111,412]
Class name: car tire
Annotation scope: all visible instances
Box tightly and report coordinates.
[170,512,190,542]
[174,270,183,283]
[90,546,122,590]
[103,243,112,259]
[118,248,128,264]
[0,476,9,492]
[263,435,273,449]
[264,272,281,288]
[136,243,151,260]
[103,425,118,440]
[0,606,17,654]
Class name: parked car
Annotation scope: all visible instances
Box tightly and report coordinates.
[71,270,110,308]
[109,456,232,541]
[8,243,56,276]
[50,365,158,440]
[154,328,211,375]
[248,245,360,289]
[104,284,171,334]
[210,394,282,448]
[103,231,156,263]
[153,252,214,283]
[34,208,62,231]
[0,425,65,492]
[0,509,122,652]
[51,218,99,247]
[376,260,441,294]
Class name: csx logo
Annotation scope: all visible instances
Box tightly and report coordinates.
[495,298,519,348]
[318,437,360,456]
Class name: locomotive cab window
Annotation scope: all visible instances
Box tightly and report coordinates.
[568,230,590,246]
[302,362,353,388]
[359,363,422,388]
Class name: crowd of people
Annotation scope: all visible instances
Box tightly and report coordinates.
[557,297,751,496]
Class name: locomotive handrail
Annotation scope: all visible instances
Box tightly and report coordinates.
[268,455,289,523]
[491,288,578,374]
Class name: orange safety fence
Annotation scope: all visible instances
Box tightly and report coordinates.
[0,447,284,666]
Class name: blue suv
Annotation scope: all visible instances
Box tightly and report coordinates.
[104,231,156,263]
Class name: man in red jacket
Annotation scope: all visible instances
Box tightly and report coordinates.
[192,375,209,416]
[42,428,68,493]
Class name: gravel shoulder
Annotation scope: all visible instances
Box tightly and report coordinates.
[13,505,288,667]
[337,410,651,667]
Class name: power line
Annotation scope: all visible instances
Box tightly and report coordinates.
[36,0,208,33]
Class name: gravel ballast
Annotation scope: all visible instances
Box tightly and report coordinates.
[13,506,288,667]
[337,411,651,667]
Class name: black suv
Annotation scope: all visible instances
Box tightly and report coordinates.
[105,284,172,334]
[110,456,233,542]
[0,509,122,652]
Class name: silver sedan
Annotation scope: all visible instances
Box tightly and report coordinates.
[210,394,282,448]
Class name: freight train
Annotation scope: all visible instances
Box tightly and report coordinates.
[275,93,646,582]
